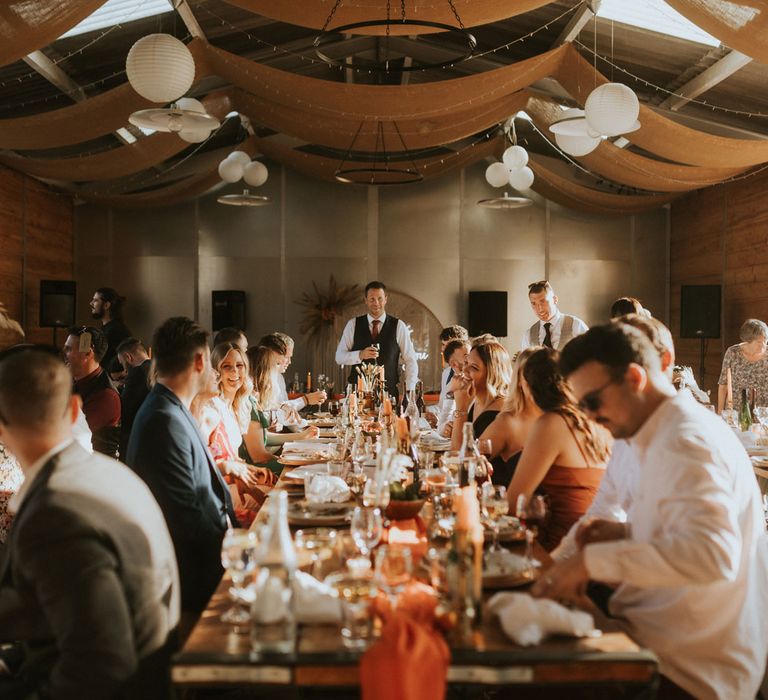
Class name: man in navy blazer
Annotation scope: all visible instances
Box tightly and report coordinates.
[127,317,237,629]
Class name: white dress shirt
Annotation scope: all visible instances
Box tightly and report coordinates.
[335,313,419,390]
[274,371,305,412]
[436,366,455,434]
[551,439,639,561]
[583,391,768,700]
[8,439,73,514]
[520,309,589,350]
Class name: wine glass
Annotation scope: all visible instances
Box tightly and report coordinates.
[220,528,258,625]
[294,528,338,580]
[328,400,340,418]
[481,483,507,553]
[375,545,413,609]
[350,506,383,557]
[515,494,548,579]
[362,478,390,509]
[755,406,768,429]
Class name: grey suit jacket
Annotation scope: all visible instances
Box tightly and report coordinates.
[0,442,180,700]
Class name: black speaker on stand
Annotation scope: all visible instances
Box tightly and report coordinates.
[468,291,508,338]
[680,284,721,386]
[212,290,246,332]
[39,280,76,346]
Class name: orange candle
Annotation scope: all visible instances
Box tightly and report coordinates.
[357,376,364,393]
[383,396,393,416]
[726,367,733,409]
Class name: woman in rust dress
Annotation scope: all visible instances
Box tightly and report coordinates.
[506,347,611,551]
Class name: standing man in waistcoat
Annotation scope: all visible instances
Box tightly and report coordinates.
[335,281,418,400]
[522,280,588,351]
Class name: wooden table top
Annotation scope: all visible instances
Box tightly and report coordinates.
[173,449,658,689]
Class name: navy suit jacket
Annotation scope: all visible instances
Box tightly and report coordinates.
[126,383,235,613]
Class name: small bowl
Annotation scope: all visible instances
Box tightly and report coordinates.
[385,499,426,521]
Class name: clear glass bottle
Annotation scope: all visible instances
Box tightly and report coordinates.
[457,421,478,486]
[739,387,753,432]
[251,491,297,654]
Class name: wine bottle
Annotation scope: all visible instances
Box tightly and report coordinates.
[739,387,753,432]
[457,421,477,486]
[415,380,426,416]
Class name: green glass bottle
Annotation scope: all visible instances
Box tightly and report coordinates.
[739,388,753,432]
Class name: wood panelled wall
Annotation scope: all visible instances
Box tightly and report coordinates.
[671,169,768,399]
[0,167,74,345]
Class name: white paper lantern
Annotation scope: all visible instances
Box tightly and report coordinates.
[585,83,640,137]
[179,126,212,143]
[218,158,244,183]
[243,161,269,187]
[485,162,510,188]
[508,166,534,190]
[176,97,205,114]
[549,108,589,136]
[502,145,529,171]
[555,132,601,157]
[126,34,195,103]
[227,150,252,167]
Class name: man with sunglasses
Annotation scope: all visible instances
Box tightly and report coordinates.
[533,322,768,700]
[522,280,588,351]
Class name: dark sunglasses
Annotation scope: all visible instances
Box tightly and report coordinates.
[578,377,620,414]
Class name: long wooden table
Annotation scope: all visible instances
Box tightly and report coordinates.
[173,456,659,697]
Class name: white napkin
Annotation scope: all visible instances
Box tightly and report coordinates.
[283,440,332,453]
[306,474,350,503]
[487,592,596,647]
[294,571,342,623]
[420,430,451,447]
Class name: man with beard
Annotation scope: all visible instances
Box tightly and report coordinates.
[89,287,132,374]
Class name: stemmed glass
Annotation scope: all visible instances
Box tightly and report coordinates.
[350,506,383,558]
[515,494,548,579]
[294,528,337,580]
[220,528,258,625]
[481,483,508,553]
[754,406,768,430]
[375,545,413,610]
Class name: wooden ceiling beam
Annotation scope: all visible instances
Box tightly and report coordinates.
[172,0,206,40]
[552,0,601,47]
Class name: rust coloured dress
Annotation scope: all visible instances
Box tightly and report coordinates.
[537,464,605,552]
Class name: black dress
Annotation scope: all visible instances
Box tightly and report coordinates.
[468,405,521,486]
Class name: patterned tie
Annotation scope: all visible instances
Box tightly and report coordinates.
[543,322,553,349]
[371,319,380,341]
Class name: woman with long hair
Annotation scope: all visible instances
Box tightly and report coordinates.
[506,347,611,551]
[477,347,542,485]
[241,346,317,473]
[450,336,512,452]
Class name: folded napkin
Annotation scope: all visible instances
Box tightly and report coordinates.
[306,474,350,503]
[283,440,332,453]
[487,592,596,647]
[419,430,451,447]
[362,582,449,700]
[294,571,342,623]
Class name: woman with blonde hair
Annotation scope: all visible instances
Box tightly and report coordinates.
[506,347,611,551]
[450,337,512,452]
[477,347,542,485]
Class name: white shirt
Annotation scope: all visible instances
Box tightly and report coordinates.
[520,309,589,350]
[8,439,73,514]
[274,371,305,412]
[335,313,419,390]
[437,366,452,410]
[583,391,768,700]
[551,439,639,561]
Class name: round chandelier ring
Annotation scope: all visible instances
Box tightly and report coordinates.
[314,20,476,72]
[477,194,533,209]
[334,166,424,185]
[217,191,271,207]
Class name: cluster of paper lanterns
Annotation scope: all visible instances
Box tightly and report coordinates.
[218,151,269,187]
[485,145,534,191]
[550,83,640,157]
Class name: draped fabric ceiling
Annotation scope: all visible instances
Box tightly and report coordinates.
[2,0,768,211]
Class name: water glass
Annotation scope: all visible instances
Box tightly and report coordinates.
[220,528,258,625]
[325,568,378,650]
[362,478,390,509]
[294,528,337,580]
[327,460,347,479]
[350,506,383,556]
[440,450,463,485]
[375,545,413,609]
[417,447,435,470]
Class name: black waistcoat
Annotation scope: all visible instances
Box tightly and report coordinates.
[348,315,401,393]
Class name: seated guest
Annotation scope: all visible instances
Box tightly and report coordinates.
[672,364,711,405]
[116,336,152,460]
[609,296,643,318]
[505,347,610,551]
[476,347,542,486]
[717,318,768,412]
[437,338,470,437]
[450,336,511,451]
[242,345,317,467]
[0,348,179,699]
[537,322,768,700]
[259,333,326,416]
[433,325,469,428]
[213,326,248,352]
[127,317,237,631]
[63,326,120,456]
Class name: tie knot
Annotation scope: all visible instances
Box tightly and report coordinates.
[544,322,551,330]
